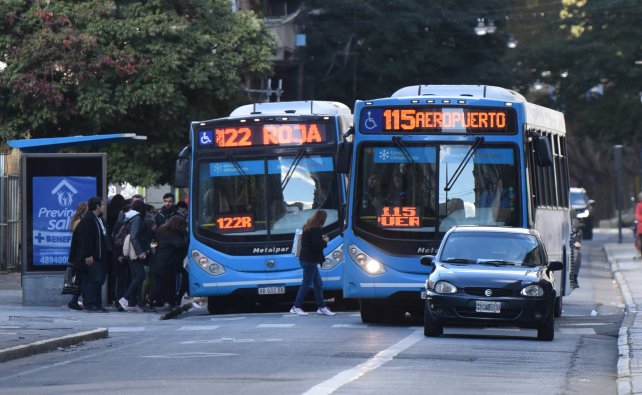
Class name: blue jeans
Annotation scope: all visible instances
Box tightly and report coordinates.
[294,260,325,309]
[81,261,105,309]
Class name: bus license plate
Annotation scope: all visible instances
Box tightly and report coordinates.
[258,286,285,295]
[476,300,501,313]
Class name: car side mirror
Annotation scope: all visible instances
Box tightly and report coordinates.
[547,260,564,272]
[420,255,436,273]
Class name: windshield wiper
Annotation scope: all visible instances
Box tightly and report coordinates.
[281,148,306,192]
[226,152,248,178]
[477,260,515,266]
[444,137,484,192]
[442,258,475,264]
[392,136,433,190]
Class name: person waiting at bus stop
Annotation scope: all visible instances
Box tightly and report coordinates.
[290,209,335,316]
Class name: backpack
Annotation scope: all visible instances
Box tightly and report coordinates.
[113,218,132,248]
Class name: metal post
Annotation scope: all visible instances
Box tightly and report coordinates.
[614,145,623,243]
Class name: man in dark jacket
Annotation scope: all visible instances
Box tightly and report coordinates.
[75,197,109,312]
[155,193,178,227]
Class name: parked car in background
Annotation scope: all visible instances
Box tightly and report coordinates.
[420,226,563,341]
[570,187,594,239]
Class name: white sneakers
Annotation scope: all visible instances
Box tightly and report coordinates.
[118,297,136,312]
[317,307,336,316]
[290,306,336,316]
[290,306,308,316]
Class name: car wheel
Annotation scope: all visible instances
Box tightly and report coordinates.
[537,311,555,341]
[360,299,384,323]
[554,296,563,318]
[423,306,443,337]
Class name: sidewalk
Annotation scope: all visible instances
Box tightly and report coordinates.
[604,241,642,395]
[0,271,190,363]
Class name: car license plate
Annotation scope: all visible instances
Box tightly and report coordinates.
[476,300,501,313]
[258,286,285,295]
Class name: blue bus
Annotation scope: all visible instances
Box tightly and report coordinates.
[337,85,572,323]
[176,101,352,314]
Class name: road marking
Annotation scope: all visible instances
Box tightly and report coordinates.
[210,316,246,321]
[141,352,235,359]
[109,326,146,332]
[257,324,295,328]
[332,324,368,328]
[181,338,282,344]
[303,329,424,395]
[177,325,220,331]
[0,332,17,335]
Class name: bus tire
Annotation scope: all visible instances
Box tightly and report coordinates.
[554,296,563,318]
[537,310,555,341]
[359,299,384,323]
[207,296,226,315]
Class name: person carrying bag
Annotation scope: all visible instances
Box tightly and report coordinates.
[289,209,335,316]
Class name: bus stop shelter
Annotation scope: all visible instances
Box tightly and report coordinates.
[5,133,146,305]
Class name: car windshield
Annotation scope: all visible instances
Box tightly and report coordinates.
[439,231,544,266]
[570,191,588,206]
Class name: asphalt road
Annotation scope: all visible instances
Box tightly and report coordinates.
[0,229,624,395]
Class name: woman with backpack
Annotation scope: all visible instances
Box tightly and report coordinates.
[119,200,154,312]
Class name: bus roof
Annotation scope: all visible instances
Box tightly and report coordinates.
[391,85,526,102]
[229,101,351,117]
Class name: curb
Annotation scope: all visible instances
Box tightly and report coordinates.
[603,245,633,395]
[0,328,108,363]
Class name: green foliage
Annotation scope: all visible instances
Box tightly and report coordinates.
[304,0,515,104]
[0,0,274,185]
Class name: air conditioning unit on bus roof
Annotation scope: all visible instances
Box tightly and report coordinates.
[230,101,351,117]
[391,85,525,102]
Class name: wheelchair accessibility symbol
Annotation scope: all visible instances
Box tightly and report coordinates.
[361,110,381,132]
[200,131,213,145]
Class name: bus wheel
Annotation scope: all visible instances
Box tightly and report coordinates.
[554,296,563,318]
[360,299,384,323]
[207,296,226,315]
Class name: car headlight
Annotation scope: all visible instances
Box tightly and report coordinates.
[348,244,385,275]
[434,281,457,294]
[321,244,343,270]
[191,249,225,276]
[521,284,544,297]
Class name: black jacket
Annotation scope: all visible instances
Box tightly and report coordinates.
[149,233,188,275]
[70,211,108,268]
[298,228,327,263]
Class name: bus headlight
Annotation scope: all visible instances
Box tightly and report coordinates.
[321,245,343,270]
[348,244,385,275]
[191,249,225,276]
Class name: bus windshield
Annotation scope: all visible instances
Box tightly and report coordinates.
[354,143,519,239]
[195,154,340,240]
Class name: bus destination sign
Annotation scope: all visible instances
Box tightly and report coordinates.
[360,106,516,134]
[215,214,254,232]
[377,206,421,228]
[199,122,328,148]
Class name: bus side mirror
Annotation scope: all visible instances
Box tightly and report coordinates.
[336,141,353,174]
[175,146,191,188]
[535,136,553,167]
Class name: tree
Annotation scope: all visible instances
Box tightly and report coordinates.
[303,0,516,105]
[0,0,275,185]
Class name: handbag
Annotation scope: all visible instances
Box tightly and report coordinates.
[122,234,139,260]
[61,266,81,296]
